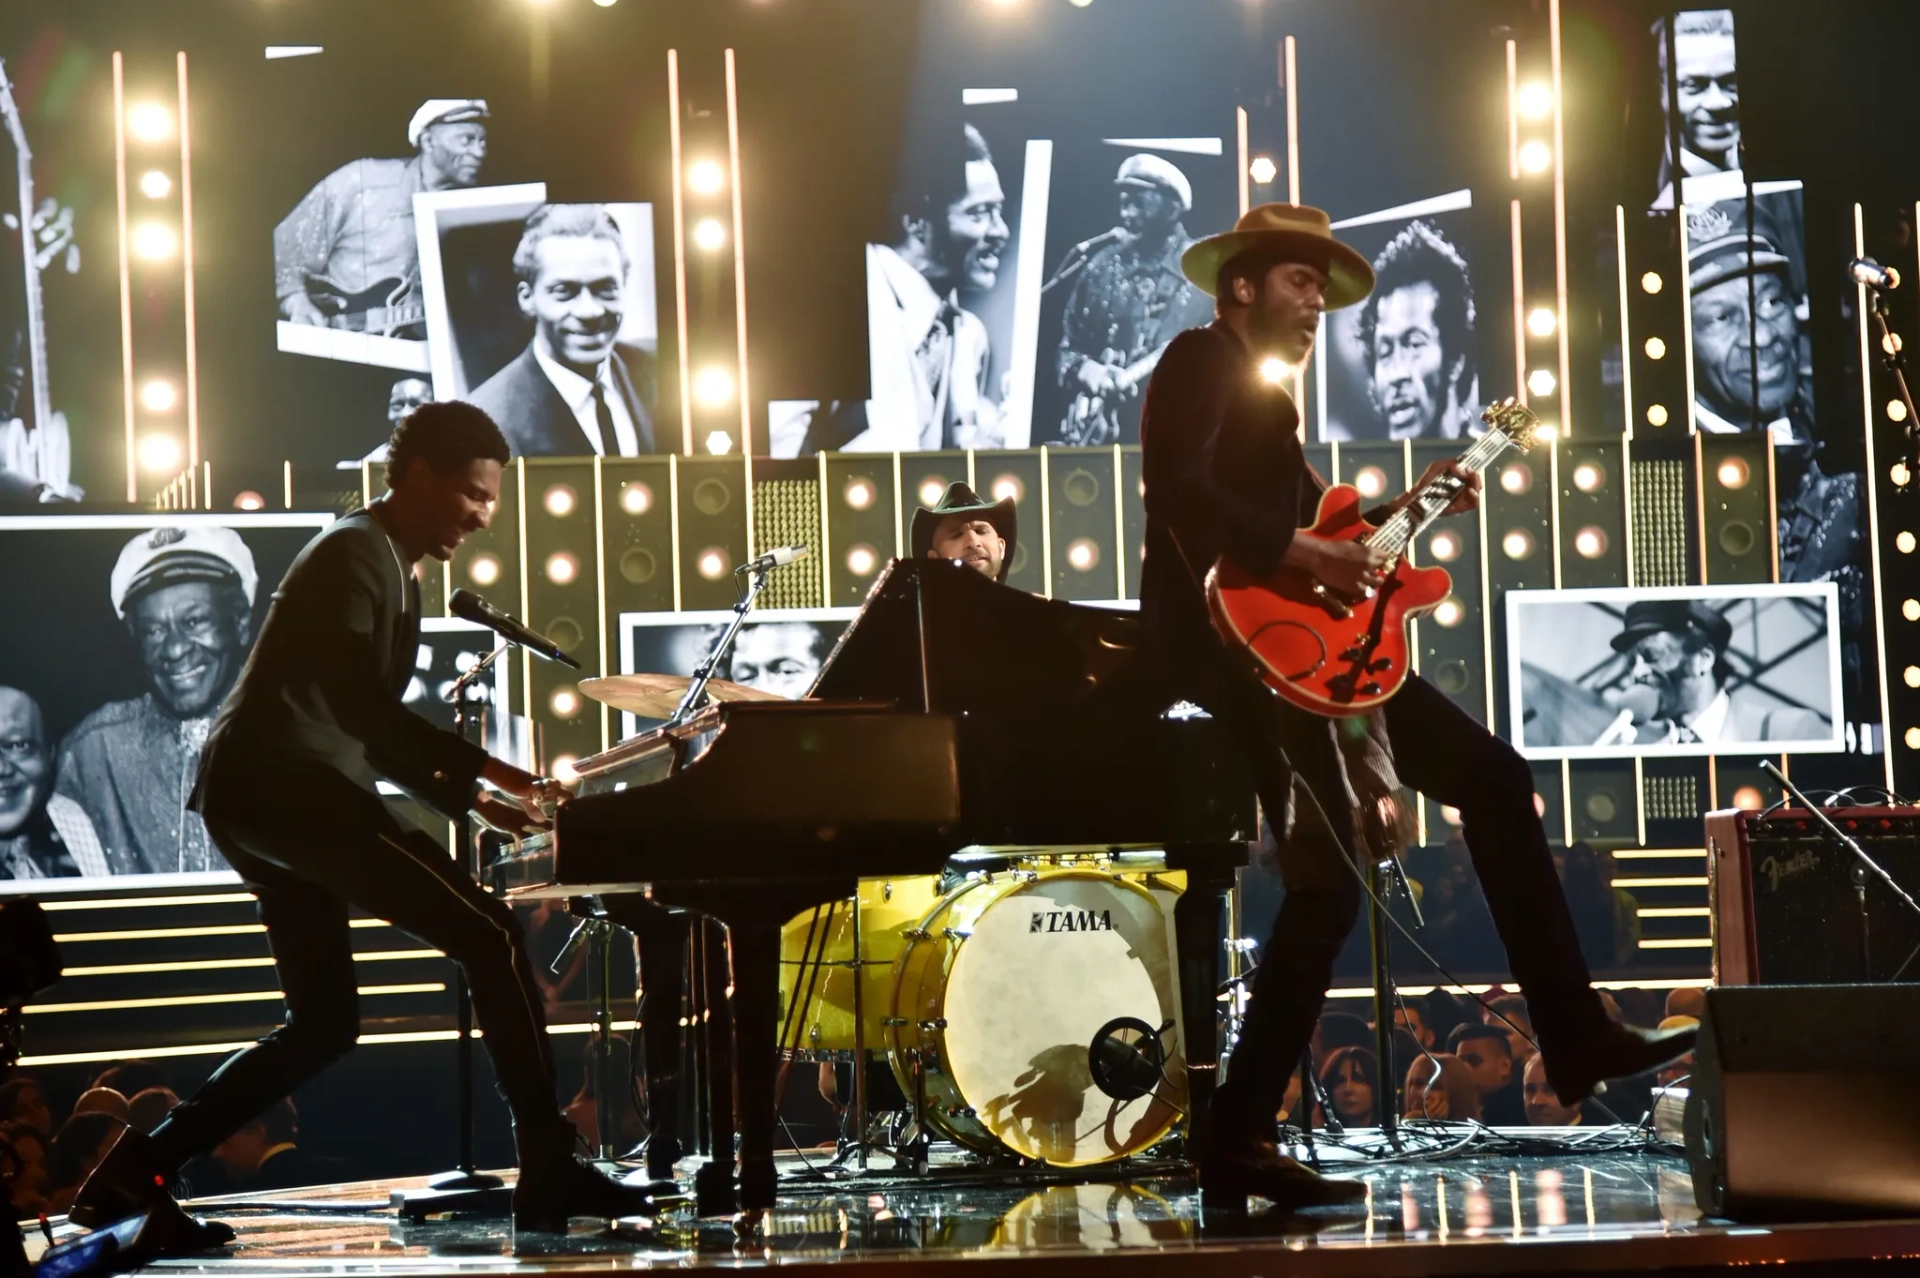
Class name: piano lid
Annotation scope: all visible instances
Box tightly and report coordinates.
[808,557,1144,714]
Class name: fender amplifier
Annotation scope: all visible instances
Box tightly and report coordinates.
[1704,806,1920,985]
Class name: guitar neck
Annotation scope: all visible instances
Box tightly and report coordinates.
[1365,429,1519,557]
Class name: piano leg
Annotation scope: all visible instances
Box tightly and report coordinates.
[695,918,738,1216]
[598,897,690,1182]
[727,917,782,1213]
[1167,841,1249,1168]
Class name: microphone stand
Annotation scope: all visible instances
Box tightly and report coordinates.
[666,560,779,728]
[1861,282,1920,475]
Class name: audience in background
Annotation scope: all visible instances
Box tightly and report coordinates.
[69,1087,130,1124]
[126,1087,180,1135]
[1487,993,1536,1063]
[1317,1046,1380,1128]
[0,1079,52,1136]
[209,1097,345,1192]
[91,1062,169,1101]
[1666,987,1707,1021]
[1402,1054,1482,1122]
[43,1113,123,1216]
[3,1121,49,1218]
[1314,1011,1372,1057]
[1420,989,1472,1049]
[1655,1015,1699,1087]
[1392,1001,1436,1050]
[1449,1023,1526,1125]
[1523,1052,1605,1126]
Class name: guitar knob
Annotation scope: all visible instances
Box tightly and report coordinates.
[1338,648,1365,662]
[1359,683,1382,696]
[1368,657,1393,673]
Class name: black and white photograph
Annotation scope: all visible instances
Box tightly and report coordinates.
[272,96,494,373]
[1684,181,1812,443]
[1651,8,1740,211]
[419,191,661,458]
[1506,583,1843,760]
[0,512,330,887]
[616,608,854,738]
[1316,192,1479,443]
[403,617,528,765]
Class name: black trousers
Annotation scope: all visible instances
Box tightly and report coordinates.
[150,765,560,1170]
[1171,653,1609,1135]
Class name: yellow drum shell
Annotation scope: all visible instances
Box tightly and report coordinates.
[778,876,941,1056]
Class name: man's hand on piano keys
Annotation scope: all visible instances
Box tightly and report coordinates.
[473,792,551,838]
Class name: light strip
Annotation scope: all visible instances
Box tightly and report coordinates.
[1560,758,1573,847]
[39,893,255,912]
[177,52,200,469]
[1612,848,1705,859]
[1504,39,1520,181]
[61,949,440,978]
[1325,975,1711,999]
[1478,437,1495,726]
[54,918,388,944]
[1284,36,1300,206]
[667,50,693,455]
[26,983,445,1016]
[725,48,752,457]
[1112,443,1126,599]
[112,52,136,502]
[669,453,682,610]
[1039,448,1053,598]
[1638,907,1710,918]
[1861,202,1896,790]
[1549,0,1571,436]
[1615,205,1635,441]
[1510,200,1526,402]
[1639,938,1711,949]
[593,454,609,752]
[1612,876,1709,888]
[282,459,293,510]
[1694,430,1709,583]
[517,455,532,727]
[15,1020,641,1069]
[816,450,833,602]
[1234,107,1249,217]
[1678,199,1697,430]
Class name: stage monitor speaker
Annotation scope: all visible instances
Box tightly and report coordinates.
[1685,983,1920,1220]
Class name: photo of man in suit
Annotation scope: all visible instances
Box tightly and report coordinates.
[1601,600,1827,746]
[468,204,659,457]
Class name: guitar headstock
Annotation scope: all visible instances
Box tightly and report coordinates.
[1480,397,1542,453]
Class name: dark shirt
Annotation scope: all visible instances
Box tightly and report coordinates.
[191,510,486,821]
[1482,1078,1528,1126]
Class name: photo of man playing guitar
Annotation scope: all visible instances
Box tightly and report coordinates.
[1135,202,1696,1212]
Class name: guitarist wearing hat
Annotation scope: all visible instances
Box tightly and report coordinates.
[1137,203,1695,1210]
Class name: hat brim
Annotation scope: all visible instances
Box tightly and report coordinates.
[1689,250,1792,295]
[1180,228,1375,309]
[911,497,1017,585]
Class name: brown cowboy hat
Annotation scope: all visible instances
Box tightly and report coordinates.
[1180,202,1375,310]
[911,481,1016,584]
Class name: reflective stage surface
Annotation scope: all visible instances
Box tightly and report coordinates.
[24,1132,1920,1277]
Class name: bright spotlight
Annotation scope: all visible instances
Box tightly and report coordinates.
[1531,423,1559,443]
[692,218,728,251]
[1573,526,1608,559]
[1427,531,1462,562]
[1716,457,1750,490]
[843,478,876,510]
[551,688,582,717]
[1433,598,1465,628]
[592,0,618,6]
[233,490,265,512]
[697,547,730,580]
[1731,786,1764,811]
[1527,368,1558,398]
[1258,356,1289,385]
[1499,465,1532,495]
[1890,400,1910,424]
[620,482,653,515]
[846,544,879,577]
[1066,538,1100,572]
[137,432,181,473]
[1526,307,1558,338]
[1894,462,1913,488]
[543,484,577,517]
[1353,467,1388,500]
[544,552,578,585]
[1501,529,1534,560]
[1908,727,1920,751]
[1644,336,1667,360]
[918,478,948,507]
[1517,139,1552,174]
[1516,81,1554,121]
[686,159,726,195]
[1248,155,1278,186]
[126,102,173,143]
[1572,461,1605,492]
[132,222,178,261]
[1904,598,1920,622]
[694,366,735,408]
[990,474,1024,504]
[467,554,502,586]
[1640,271,1663,294]
[138,170,173,200]
[1645,403,1670,427]
[704,430,734,455]
[1901,531,1918,555]
[139,378,178,412]
[552,756,581,784]
[1907,666,1920,690]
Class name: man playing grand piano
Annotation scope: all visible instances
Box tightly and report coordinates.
[1138,204,1694,1210]
[912,481,1015,583]
[69,402,657,1245]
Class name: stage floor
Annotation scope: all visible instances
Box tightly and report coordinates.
[23,1129,1920,1277]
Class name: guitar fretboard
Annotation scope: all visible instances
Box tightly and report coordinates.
[1362,427,1521,560]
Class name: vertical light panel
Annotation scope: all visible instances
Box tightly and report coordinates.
[1284,36,1301,206]
[1509,200,1526,402]
[1235,107,1249,216]
[176,52,199,470]
[1549,0,1572,436]
[667,51,693,455]
[1858,203,1896,790]
[1677,204,1697,432]
[1615,205,1635,440]
[724,48,751,458]
[592,454,610,752]
[112,53,135,502]
[1505,40,1520,181]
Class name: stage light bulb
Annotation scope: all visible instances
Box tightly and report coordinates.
[620,482,653,516]
[1499,465,1532,495]
[1501,529,1534,561]
[1428,530,1462,562]
[1907,666,1920,690]
[543,484,576,517]
[1644,337,1667,361]
[1908,727,1920,751]
[593,0,618,6]
[552,756,581,784]
[1900,463,1917,489]
[990,474,1023,504]
[137,432,181,473]
[1248,155,1278,186]
[138,170,172,200]
[1516,81,1554,121]
[1433,597,1465,628]
[126,102,173,143]
[131,222,178,261]
[1440,804,1462,826]
[1258,356,1289,385]
[1901,531,1918,554]
[686,159,726,195]
[139,378,177,412]
[697,548,730,580]
[1574,525,1608,559]
[1716,457,1750,490]
[1731,786,1764,811]
[694,366,734,409]
[1066,538,1100,572]
[1526,307,1558,338]
[1526,368,1558,398]
[1906,598,1920,622]
[1572,461,1604,492]
[544,552,578,585]
[467,554,502,586]
[1353,466,1388,500]
[1640,271,1663,295]
[693,218,728,251]
[1885,333,1906,357]
[1069,0,1093,6]
[846,544,878,577]
[918,478,947,507]
[550,688,581,717]
[1890,400,1910,424]
[233,490,265,512]
[1646,403,1670,428]
[1531,423,1559,443]
[703,430,733,455]
[1517,140,1552,174]
[843,478,876,510]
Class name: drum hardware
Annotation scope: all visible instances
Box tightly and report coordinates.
[941,928,971,940]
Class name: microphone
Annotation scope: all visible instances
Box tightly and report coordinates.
[449,589,582,669]
[1087,1016,1173,1102]
[737,544,810,575]
[1851,256,1902,291]
[1070,226,1129,257]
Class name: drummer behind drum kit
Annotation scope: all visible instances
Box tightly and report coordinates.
[578,672,1194,1170]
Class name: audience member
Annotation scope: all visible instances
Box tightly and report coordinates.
[44,1113,124,1216]
[1655,1015,1698,1087]
[1523,1052,1604,1126]
[1448,1023,1526,1125]
[69,1088,131,1124]
[1487,993,1535,1061]
[90,1061,169,1102]
[126,1087,180,1135]
[1317,1046,1380,1128]
[3,1122,49,1219]
[1392,1001,1436,1050]
[1314,1011,1372,1057]
[1421,989,1472,1048]
[1665,987,1707,1021]
[0,1080,52,1135]
[210,1097,346,1192]
[1402,1053,1482,1122]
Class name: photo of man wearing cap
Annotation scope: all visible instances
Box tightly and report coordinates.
[273,97,490,337]
[0,686,107,880]
[1052,153,1213,447]
[55,525,257,875]
[1685,197,1813,443]
[1600,600,1829,747]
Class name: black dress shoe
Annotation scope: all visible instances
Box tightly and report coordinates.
[512,1124,660,1233]
[1200,1140,1369,1212]
[68,1129,234,1255]
[1546,1019,1697,1108]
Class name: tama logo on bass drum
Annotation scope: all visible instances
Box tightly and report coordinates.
[1029,909,1115,934]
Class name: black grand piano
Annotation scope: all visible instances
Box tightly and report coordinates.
[492,557,1256,1210]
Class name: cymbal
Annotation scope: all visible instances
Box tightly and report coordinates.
[578,673,786,718]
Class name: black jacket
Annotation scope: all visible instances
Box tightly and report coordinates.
[191,510,486,820]
[1138,320,1318,675]
[468,343,659,458]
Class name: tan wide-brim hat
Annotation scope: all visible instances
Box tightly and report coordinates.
[1180,202,1376,310]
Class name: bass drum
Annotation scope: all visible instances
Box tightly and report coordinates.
[889,869,1186,1166]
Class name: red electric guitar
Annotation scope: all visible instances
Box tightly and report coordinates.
[1206,398,1539,716]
